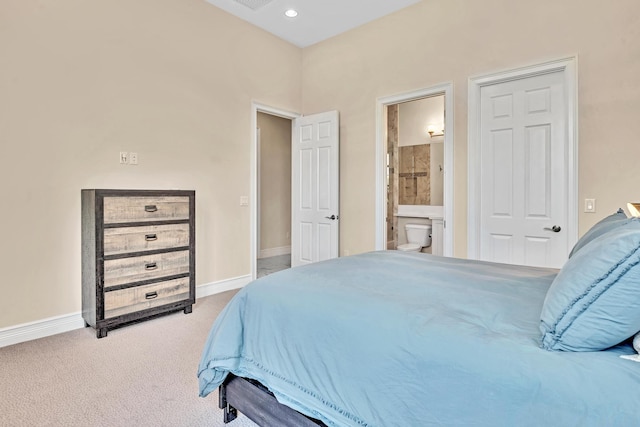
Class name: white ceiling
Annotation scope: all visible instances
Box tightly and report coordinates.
[205,0,422,48]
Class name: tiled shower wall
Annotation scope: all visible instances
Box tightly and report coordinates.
[399,144,431,205]
[387,104,399,249]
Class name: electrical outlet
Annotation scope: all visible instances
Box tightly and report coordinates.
[119,151,128,164]
[239,196,249,206]
[129,152,138,165]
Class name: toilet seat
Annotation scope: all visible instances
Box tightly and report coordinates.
[397,243,421,252]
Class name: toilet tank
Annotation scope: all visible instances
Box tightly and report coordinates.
[405,223,432,247]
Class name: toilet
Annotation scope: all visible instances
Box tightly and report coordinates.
[397,223,432,252]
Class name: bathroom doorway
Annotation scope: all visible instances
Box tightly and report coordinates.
[256,111,293,278]
[376,84,454,256]
[387,95,444,253]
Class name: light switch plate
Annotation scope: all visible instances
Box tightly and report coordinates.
[585,198,596,213]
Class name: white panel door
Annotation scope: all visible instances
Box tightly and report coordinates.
[479,71,567,268]
[292,111,339,267]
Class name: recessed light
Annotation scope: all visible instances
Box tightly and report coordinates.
[284,9,298,18]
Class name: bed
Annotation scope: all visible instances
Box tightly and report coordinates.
[198,211,640,426]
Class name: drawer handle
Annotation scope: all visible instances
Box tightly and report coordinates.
[144,205,158,213]
[145,234,158,241]
[145,262,158,270]
[145,291,158,300]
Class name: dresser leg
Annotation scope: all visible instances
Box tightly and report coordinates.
[183,305,193,315]
[97,328,108,339]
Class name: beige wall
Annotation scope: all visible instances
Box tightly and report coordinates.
[0,0,301,328]
[3,0,640,330]
[301,0,640,258]
[258,113,291,253]
[398,96,444,147]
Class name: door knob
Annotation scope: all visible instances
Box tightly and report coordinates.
[544,225,561,232]
[325,215,338,220]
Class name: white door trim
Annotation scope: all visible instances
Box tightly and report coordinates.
[256,127,261,260]
[375,83,454,256]
[251,102,300,280]
[467,57,578,260]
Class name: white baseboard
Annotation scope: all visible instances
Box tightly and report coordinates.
[0,312,85,349]
[258,246,291,259]
[0,274,253,349]
[196,274,252,298]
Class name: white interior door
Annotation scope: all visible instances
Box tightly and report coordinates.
[478,70,568,268]
[292,111,339,267]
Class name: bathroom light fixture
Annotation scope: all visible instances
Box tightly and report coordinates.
[284,9,298,18]
[427,125,444,138]
[628,202,640,217]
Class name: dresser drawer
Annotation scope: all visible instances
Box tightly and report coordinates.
[104,277,190,319]
[103,223,190,256]
[103,196,190,224]
[103,250,190,288]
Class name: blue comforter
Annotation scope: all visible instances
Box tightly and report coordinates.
[198,251,640,426]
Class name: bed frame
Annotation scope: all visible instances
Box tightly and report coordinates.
[219,374,328,426]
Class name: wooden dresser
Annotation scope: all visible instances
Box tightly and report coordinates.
[82,189,195,338]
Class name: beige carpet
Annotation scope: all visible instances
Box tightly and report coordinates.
[0,290,258,427]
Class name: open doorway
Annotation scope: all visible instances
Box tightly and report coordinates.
[256,112,292,278]
[376,83,454,256]
[250,104,339,279]
[387,95,445,254]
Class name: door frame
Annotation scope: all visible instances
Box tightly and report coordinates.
[250,102,300,280]
[467,56,578,260]
[375,83,454,256]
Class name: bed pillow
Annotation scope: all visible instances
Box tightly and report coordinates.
[540,219,640,351]
[567,208,628,258]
